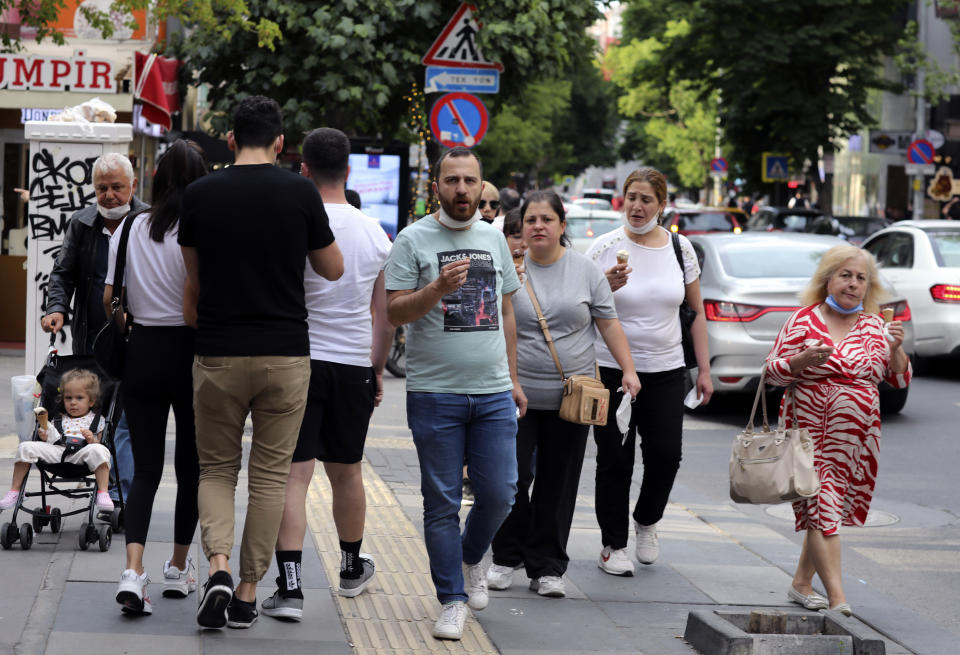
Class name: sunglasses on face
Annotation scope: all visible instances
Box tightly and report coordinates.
[479,200,500,211]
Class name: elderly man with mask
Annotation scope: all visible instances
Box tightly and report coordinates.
[41,152,147,501]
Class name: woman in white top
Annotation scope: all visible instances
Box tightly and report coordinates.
[586,167,713,577]
[104,140,208,616]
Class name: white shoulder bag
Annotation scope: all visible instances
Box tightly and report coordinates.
[729,365,820,504]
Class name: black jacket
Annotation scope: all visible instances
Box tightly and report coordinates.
[45,198,149,354]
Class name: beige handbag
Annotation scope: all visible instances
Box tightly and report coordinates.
[524,278,610,426]
[729,365,820,504]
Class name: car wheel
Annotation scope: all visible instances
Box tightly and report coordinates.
[880,387,908,415]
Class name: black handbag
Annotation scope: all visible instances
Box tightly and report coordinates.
[671,232,698,369]
[93,213,136,379]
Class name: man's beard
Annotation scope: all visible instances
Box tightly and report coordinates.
[439,194,478,221]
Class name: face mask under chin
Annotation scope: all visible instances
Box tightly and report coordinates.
[98,202,131,220]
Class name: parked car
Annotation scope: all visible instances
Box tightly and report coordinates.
[662,207,742,235]
[570,197,613,211]
[808,215,892,246]
[746,206,823,232]
[566,209,622,253]
[688,232,914,413]
[861,220,960,363]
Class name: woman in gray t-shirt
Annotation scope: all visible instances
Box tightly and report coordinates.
[486,190,640,599]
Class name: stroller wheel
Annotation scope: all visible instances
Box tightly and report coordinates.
[19,523,33,550]
[98,525,112,552]
[0,522,14,550]
[33,512,44,533]
[50,508,62,534]
[110,508,123,533]
[78,522,90,550]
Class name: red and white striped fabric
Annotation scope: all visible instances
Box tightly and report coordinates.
[765,305,911,535]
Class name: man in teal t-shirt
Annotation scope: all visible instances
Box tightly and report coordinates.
[384,147,524,641]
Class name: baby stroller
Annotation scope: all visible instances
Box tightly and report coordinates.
[0,334,125,552]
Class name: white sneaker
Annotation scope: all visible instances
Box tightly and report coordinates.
[486,563,516,591]
[162,556,198,598]
[529,576,565,598]
[598,546,635,576]
[116,569,153,615]
[432,600,468,640]
[634,521,660,565]
[462,561,488,610]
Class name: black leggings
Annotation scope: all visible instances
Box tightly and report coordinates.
[122,324,199,546]
[593,366,686,549]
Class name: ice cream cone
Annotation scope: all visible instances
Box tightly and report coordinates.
[34,406,48,430]
[882,308,894,323]
[616,249,629,265]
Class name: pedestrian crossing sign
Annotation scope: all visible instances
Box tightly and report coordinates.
[762,153,789,183]
[422,3,505,71]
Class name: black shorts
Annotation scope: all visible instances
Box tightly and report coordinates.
[292,360,377,464]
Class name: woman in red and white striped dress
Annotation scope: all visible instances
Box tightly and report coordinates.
[765,245,910,616]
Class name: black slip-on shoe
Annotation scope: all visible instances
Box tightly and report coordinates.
[226,594,259,628]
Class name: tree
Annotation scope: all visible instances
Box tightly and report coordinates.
[616,0,908,191]
[0,0,276,52]
[605,17,717,189]
[474,79,574,185]
[163,0,603,142]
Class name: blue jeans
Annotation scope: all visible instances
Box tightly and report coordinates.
[407,391,518,604]
[111,412,134,501]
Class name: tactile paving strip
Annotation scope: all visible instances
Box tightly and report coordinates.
[306,460,499,654]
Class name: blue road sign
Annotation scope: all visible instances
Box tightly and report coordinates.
[710,157,728,173]
[907,139,935,164]
[430,92,489,148]
[425,66,500,94]
[762,153,789,183]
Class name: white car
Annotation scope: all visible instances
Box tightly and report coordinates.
[861,220,960,362]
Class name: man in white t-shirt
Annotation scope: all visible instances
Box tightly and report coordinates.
[260,128,393,621]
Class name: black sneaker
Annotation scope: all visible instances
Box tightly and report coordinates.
[226,594,259,629]
[196,570,233,629]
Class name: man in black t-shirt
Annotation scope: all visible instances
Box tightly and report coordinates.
[179,96,343,631]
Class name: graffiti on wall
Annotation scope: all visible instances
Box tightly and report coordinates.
[26,143,99,364]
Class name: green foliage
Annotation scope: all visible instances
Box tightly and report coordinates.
[0,0,277,52]
[895,19,960,105]
[607,16,717,189]
[474,79,574,185]
[616,0,907,190]
[167,0,601,142]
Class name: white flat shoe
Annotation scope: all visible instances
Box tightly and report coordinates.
[829,602,853,617]
[787,586,828,610]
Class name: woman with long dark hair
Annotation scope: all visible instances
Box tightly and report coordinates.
[486,190,639,598]
[104,140,208,616]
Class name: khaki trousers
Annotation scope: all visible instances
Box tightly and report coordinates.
[193,355,310,583]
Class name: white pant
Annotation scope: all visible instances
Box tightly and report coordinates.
[15,441,111,472]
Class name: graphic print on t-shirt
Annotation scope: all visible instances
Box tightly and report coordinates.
[437,249,499,332]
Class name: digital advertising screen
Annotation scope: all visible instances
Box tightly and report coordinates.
[347,153,402,239]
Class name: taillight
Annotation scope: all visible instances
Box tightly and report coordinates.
[703,300,798,322]
[733,226,742,234]
[930,284,960,303]
[880,300,912,321]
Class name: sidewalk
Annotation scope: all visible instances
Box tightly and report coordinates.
[0,364,949,654]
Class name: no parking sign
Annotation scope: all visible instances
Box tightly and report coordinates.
[429,92,489,148]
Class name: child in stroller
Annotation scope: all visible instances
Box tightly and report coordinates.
[0,369,114,512]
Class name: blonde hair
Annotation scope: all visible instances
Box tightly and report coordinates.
[622,167,667,206]
[800,245,888,314]
[60,369,100,409]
